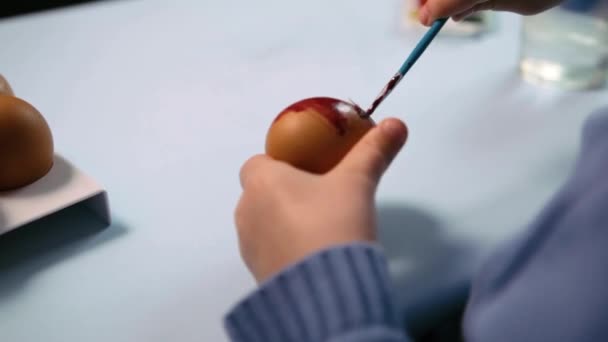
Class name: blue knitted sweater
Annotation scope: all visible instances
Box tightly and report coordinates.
[225,107,608,342]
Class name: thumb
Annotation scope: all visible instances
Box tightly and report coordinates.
[334,118,408,184]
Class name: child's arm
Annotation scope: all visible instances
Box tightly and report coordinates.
[225,243,411,342]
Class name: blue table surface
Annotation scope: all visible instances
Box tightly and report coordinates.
[0,1,606,341]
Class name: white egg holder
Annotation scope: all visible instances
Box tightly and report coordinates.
[0,154,110,235]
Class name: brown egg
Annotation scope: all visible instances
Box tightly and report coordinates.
[266,97,375,173]
[0,95,54,191]
[0,74,14,96]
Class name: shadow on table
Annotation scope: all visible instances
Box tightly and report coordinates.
[0,202,127,301]
[378,202,475,342]
[0,0,102,19]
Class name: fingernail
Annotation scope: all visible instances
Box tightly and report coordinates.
[419,6,430,26]
[381,119,407,144]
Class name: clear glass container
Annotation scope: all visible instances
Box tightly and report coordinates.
[520,0,608,90]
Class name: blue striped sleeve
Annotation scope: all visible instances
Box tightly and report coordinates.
[224,243,411,342]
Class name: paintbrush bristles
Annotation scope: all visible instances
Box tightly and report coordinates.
[364,73,403,117]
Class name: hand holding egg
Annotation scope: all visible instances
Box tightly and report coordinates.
[239,113,408,282]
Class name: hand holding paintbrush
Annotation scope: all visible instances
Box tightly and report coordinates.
[264,19,448,173]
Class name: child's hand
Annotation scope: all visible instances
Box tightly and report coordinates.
[419,0,562,25]
[235,118,408,283]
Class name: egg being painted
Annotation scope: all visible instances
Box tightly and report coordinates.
[265,97,375,174]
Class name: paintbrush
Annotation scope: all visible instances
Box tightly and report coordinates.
[364,18,448,117]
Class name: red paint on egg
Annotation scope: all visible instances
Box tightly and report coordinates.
[274,97,361,135]
[266,96,376,173]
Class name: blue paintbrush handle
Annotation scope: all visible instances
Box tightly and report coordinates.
[365,18,448,116]
[399,18,448,76]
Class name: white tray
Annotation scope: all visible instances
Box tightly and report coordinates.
[0,154,110,235]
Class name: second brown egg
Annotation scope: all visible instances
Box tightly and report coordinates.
[0,95,54,191]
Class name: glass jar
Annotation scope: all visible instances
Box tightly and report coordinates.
[520,0,608,90]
